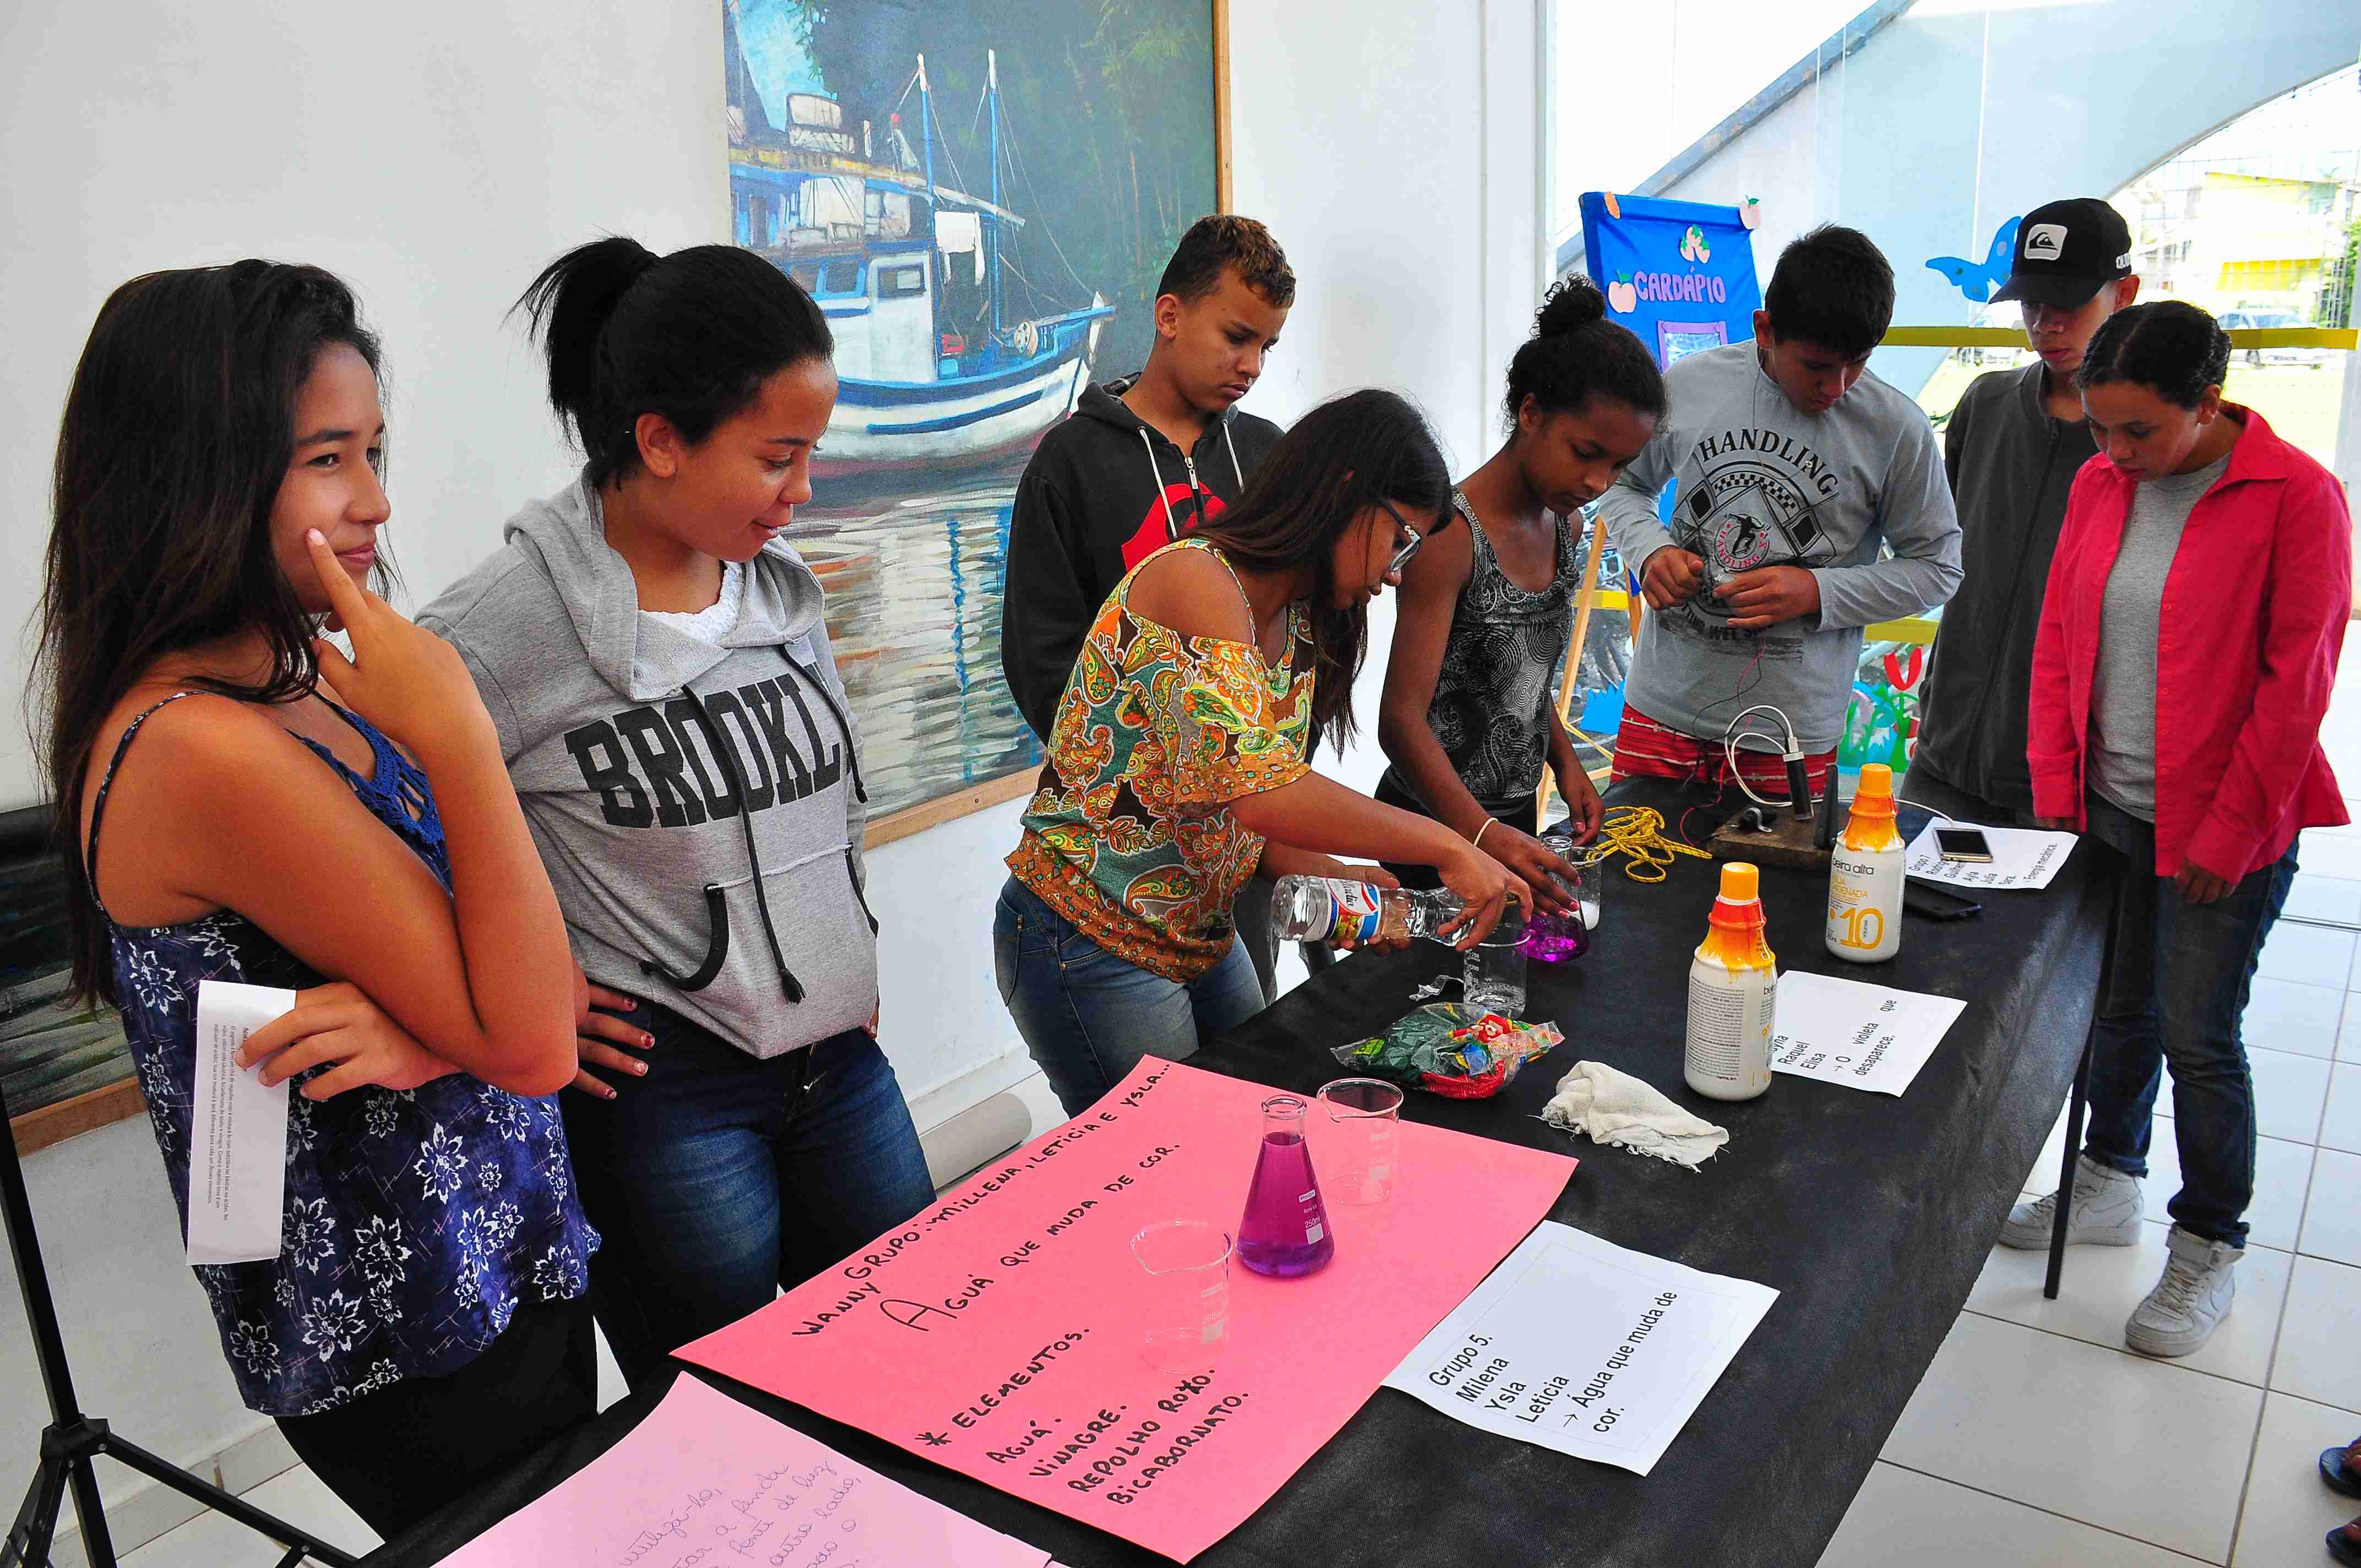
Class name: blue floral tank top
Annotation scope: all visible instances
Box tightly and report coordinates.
[90,694,599,1418]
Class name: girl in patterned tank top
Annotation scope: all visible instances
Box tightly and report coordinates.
[998,390,1533,1115]
[1378,277,1666,901]
[34,263,597,1538]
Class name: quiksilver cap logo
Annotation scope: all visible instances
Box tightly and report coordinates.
[2022,224,2067,262]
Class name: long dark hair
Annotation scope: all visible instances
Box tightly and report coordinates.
[35,261,386,1005]
[2078,300,2232,409]
[1505,276,1667,427]
[1192,388,1450,752]
[516,238,833,487]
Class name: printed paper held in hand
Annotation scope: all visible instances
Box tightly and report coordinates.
[186,981,293,1266]
[1769,970,1966,1097]
[1384,1222,1776,1476]
[439,1374,1050,1566]
[1905,821,2076,891]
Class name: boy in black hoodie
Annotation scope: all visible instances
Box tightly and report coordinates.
[1001,214,1296,992]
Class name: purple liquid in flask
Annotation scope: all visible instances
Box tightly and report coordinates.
[1237,1095,1335,1278]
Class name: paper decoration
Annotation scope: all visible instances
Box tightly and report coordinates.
[679,1061,1575,1562]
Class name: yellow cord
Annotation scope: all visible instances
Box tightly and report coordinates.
[1584,805,1713,884]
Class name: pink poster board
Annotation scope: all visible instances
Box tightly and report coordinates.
[679,1060,1575,1561]
[438,1373,1052,1567]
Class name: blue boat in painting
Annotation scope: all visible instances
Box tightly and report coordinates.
[727,21,1113,477]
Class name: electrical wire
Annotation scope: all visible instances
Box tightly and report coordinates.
[1722,703,1804,810]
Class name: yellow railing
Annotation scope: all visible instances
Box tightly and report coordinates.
[1883,325,2357,350]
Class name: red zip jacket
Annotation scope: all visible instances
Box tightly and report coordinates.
[2028,406,2350,879]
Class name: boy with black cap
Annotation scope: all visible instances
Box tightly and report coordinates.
[1913,198,2140,823]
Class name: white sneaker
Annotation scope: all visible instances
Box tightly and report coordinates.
[1998,1154,2144,1249]
[2125,1227,2239,1357]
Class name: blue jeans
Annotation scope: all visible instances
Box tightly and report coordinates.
[995,876,1268,1117]
[561,1000,935,1388]
[2080,796,2296,1249]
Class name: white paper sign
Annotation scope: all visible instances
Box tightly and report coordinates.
[1384,1222,1777,1476]
[187,981,293,1266]
[1769,970,1966,1097]
[1905,821,2077,891]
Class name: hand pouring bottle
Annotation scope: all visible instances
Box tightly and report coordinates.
[1684,862,1777,1101]
[1825,763,1904,963]
[1237,1095,1334,1277]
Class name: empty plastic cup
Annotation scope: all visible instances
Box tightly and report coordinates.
[1129,1221,1233,1373]
[1464,911,1528,1016]
[1316,1077,1404,1207]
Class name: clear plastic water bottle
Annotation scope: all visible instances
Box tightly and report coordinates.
[1237,1095,1334,1277]
[1268,875,1462,945]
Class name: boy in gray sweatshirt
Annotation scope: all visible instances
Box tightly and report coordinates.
[1600,225,1962,813]
[1912,198,2140,823]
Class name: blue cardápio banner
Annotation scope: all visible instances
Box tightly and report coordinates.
[1579,192,1765,371]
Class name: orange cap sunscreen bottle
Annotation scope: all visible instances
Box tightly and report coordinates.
[1685,862,1777,1100]
[1826,764,1904,963]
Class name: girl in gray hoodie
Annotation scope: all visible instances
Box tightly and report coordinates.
[421,239,933,1389]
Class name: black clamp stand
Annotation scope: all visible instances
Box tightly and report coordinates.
[2,1080,358,1568]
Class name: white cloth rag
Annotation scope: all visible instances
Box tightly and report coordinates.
[1541,1060,1729,1168]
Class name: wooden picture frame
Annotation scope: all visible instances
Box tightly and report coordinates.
[730,0,1235,851]
[13,3,1236,1150]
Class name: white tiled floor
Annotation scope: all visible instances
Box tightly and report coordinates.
[112,754,2361,1568]
[1822,776,2361,1564]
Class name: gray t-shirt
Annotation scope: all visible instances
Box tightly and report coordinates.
[2087,452,2229,820]
[1597,342,1963,753]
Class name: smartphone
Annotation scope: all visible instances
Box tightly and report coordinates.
[1903,880,1982,921]
[1934,826,1995,863]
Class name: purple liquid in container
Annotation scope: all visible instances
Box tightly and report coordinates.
[1237,1096,1334,1277]
[1520,910,1590,963]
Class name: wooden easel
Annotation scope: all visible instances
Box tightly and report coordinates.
[1536,515,1622,825]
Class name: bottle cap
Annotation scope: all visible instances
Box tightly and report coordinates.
[1717,862,1760,902]
[1858,764,1894,799]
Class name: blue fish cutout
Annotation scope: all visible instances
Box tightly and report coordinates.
[1925,216,2022,304]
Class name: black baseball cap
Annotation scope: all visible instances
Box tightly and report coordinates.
[1992,198,2133,308]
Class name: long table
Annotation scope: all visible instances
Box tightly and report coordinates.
[368,779,2106,1567]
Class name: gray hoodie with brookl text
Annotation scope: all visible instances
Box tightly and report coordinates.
[418,473,877,1059]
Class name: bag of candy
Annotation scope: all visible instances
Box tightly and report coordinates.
[1330,1004,1564,1099]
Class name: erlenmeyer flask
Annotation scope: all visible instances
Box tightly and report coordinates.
[1237,1094,1335,1277]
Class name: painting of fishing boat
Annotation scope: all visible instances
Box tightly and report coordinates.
[723,0,1222,822]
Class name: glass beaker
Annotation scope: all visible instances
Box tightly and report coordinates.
[1129,1221,1233,1373]
[1315,1077,1403,1207]
[1237,1095,1335,1277]
[1521,834,1593,964]
[1464,910,1528,1015]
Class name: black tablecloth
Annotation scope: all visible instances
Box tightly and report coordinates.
[369,780,2106,1568]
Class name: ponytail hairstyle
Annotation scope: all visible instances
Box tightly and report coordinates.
[36,260,386,1005]
[1505,276,1667,429]
[2077,300,2232,410]
[516,238,833,487]
[1190,389,1451,753]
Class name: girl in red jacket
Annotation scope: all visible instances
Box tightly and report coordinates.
[2007,300,2349,1358]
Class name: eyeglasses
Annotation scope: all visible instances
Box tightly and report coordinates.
[1379,497,1451,578]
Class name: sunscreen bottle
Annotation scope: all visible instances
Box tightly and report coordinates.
[1685,862,1777,1101]
[1825,763,1905,963]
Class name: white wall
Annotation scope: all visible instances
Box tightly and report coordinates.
[1,0,1547,1551]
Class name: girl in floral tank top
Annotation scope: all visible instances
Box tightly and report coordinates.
[36,262,596,1538]
[1379,277,1666,905]
[996,390,1533,1115]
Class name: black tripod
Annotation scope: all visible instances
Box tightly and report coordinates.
[2,1080,357,1568]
